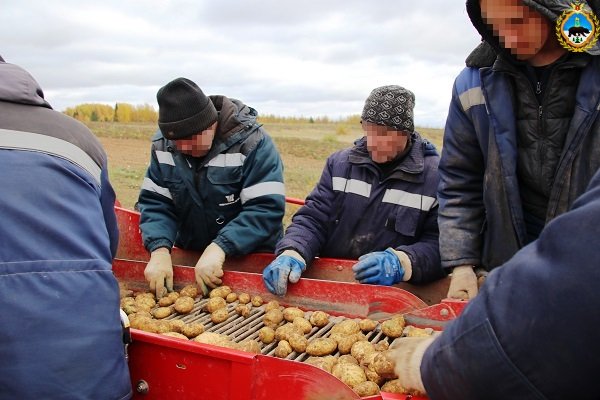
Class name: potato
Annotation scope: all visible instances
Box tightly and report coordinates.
[128,314,152,329]
[358,318,378,332]
[274,324,302,342]
[134,295,156,312]
[211,307,229,324]
[180,322,204,338]
[174,296,195,314]
[162,332,188,340]
[363,365,385,386]
[236,340,261,354]
[121,303,138,315]
[381,315,405,338]
[353,380,380,396]
[225,292,238,303]
[288,333,308,353]
[167,319,185,333]
[332,363,366,388]
[274,340,292,358]
[204,297,226,313]
[380,379,409,394]
[194,332,234,348]
[282,307,304,322]
[351,341,376,364]
[150,320,172,334]
[151,306,172,319]
[238,293,251,304]
[306,337,337,356]
[235,303,252,318]
[292,317,312,334]
[309,311,330,327]
[120,297,135,308]
[372,351,396,379]
[120,288,134,298]
[251,295,263,307]
[263,309,284,329]
[374,341,389,351]
[180,284,200,298]
[264,300,280,312]
[209,286,232,299]
[338,354,359,365]
[305,356,338,373]
[158,291,179,306]
[330,319,361,336]
[135,292,155,301]
[258,326,275,344]
[337,333,366,355]
[403,325,434,337]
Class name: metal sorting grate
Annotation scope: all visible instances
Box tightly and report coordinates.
[162,296,392,361]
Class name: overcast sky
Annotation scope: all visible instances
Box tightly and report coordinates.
[2,1,481,128]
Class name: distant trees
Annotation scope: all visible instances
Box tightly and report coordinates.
[64,103,158,123]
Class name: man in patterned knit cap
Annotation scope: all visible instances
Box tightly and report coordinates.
[263,85,445,296]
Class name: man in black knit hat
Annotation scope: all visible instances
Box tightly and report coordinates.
[263,85,445,296]
[138,77,285,297]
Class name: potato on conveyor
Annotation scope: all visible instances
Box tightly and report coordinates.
[180,284,200,298]
[134,294,156,312]
[193,332,234,348]
[350,341,376,364]
[174,296,195,314]
[158,292,179,307]
[263,309,284,329]
[167,319,185,333]
[149,320,172,334]
[264,300,280,312]
[306,337,337,356]
[204,297,226,313]
[258,326,275,344]
[238,293,251,304]
[288,333,308,353]
[274,323,302,342]
[337,354,359,365]
[374,341,389,351]
[282,307,304,322]
[181,322,204,338]
[151,306,172,319]
[403,325,434,337]
[332,363,367,388]
[274,340,293,358]
[380,379,409,394]
[209,286,232,299]
[251,295,263,307]
[235,303,252,318]
[353,380,380,396]
[372,351,396,379]
[292,317,312,334]
[309,311,330,327]
[337,333,367,355]
[363,364,385,386]
[128,314,152,330]
[358,318,378,332]
[225,292,238,303]
[330,319,361,337]
[211,307,229,324]
[162,332,188,340]
[381,315,405,338]
[235,339,262,354]
[305,356,338,373]
[121,303,138,315]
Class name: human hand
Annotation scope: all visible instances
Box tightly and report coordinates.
[262,250,306,296]
[352,248,410,285]
[388,336,436,395]
[195,242,226,296]
[447,265,478,300]
[144,247,173,298]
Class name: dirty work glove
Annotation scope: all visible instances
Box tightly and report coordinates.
[262,250,306,296]
[447,265,478,300]
[352,248,412,285]
[195,242,226,296]
[389,337,436,395]
[144,247,173,299]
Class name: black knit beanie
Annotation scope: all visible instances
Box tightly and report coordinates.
[361,85,415,132]
[157,77,218,140]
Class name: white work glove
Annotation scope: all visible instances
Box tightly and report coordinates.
[144,247,173,299]
[447,265,478,300]
[389,337,436,395]
[195,242,226,296]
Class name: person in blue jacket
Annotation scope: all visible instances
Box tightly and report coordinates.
[138,77,285,297]
[440,0,600,300]
[389,156,600,400]
[263,85,445,296]
[0,58,131,399]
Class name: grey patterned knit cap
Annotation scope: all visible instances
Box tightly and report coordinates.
[361,85,415,132]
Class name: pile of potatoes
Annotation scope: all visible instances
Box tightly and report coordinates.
[120,283,434,397]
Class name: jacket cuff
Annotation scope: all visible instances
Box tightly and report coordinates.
[147,239,173,253]
[213,236,234,256]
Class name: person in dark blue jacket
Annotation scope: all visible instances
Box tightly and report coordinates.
[263,85,445,296]
[0,59,131,398]
[389,160,600,400]
[138,78,285,297]
[440,0,600,300]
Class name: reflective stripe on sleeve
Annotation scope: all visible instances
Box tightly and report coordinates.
[382,189,437,211]
[459,87,485,112]
[240,181,285,204]
[332,177,371,198]
[0,128,102,185]
[141,177,173,200]
[206,153,246,167]
[155,150,175,166]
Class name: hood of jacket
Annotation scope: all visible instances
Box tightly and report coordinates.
[209,95,258,142]
[465,0,600,67]
[0,62,51,109]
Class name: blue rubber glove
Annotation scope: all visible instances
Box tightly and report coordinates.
[262,250,306,296]
[352,248,405,285]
